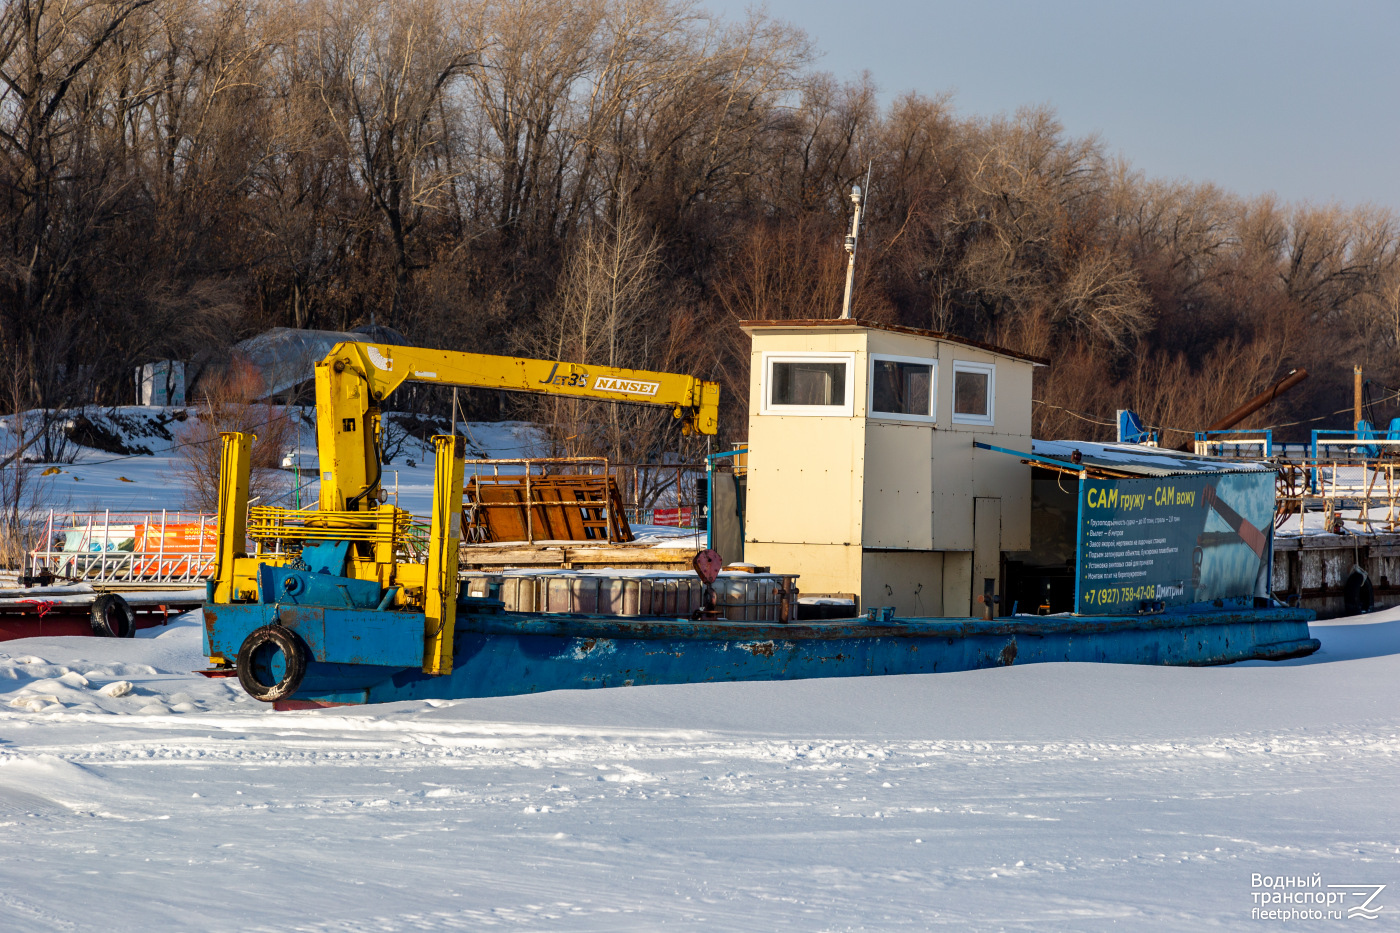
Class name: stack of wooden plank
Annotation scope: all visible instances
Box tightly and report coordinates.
[463,474,634,543]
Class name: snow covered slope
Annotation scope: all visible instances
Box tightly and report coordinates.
[2,407,548,515]
[0,610,1395,931]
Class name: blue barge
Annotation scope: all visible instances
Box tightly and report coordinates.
[202,592,1318,707]
[199,336,1321,707]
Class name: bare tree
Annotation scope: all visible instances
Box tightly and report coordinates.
[314,0,477,325]
[0,0,1398,457]
[174,358,294,511]
[0,0,158,409]
[520,195,703,506]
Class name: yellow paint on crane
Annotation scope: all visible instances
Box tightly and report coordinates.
[423,434,465,676]
[315,342,719,513]
[212,432,253,604]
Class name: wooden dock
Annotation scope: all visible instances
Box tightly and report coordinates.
[1272,532,1400,616]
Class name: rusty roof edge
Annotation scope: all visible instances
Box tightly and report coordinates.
[737,318,1051,366]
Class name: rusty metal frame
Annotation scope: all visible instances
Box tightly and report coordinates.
[616,461,707,528]
[463,457,617,544]
[459,457,711,543]
[1275,456,1400,533]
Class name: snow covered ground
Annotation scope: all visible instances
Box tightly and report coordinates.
[3,409,1396,929]
[0,610,1396,931]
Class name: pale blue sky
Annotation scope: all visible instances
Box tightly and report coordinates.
[707,0,1400,212]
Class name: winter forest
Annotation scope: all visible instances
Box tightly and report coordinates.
[4,0,1399,453]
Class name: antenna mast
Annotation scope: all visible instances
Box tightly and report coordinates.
[839,164,873,320]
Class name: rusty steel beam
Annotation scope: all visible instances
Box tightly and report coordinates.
[1177,368,1309,450]
[1205,368,1309,433]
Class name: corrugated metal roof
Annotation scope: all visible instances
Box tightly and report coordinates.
[1030,440,1275,477]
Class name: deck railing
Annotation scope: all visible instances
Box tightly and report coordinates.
[1274,459,1400,533]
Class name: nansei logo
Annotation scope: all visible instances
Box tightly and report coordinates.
[593,376,660,396]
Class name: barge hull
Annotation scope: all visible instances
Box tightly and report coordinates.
[203,605,1319,706]
[1,588,206,641]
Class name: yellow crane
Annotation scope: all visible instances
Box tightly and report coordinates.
[209,342,719,685]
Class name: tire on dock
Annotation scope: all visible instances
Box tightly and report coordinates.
[89,594,135,638]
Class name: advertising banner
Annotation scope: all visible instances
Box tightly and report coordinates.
[1076,471,1275,614]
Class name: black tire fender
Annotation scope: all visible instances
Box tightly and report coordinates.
[236,625,308,702]
[90,593,135,638]
[1344,568,1374,614]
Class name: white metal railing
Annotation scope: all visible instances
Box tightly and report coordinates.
[27,509,217,587]
[1195,439,1271,459]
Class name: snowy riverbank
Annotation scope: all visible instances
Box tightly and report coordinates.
[0,609,1396,930]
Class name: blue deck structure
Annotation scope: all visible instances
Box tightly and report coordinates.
[202,591,1318,707]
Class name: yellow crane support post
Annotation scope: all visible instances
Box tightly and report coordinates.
[212,431,254,605]
[423,434,466,674]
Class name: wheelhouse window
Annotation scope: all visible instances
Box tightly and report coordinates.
[952,361,995,425]
[761,352,855,416]
[870,355,936,421]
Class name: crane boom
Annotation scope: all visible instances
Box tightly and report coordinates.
[314,342,720,511]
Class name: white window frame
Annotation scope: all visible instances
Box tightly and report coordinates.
[868,354,938,423]
[760,351,856,417]
[951,360,996,426]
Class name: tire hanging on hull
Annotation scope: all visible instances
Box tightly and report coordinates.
[237,625,309,701]
[89,594,135,638]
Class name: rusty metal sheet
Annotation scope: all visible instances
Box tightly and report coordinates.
[463,475,633,543]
